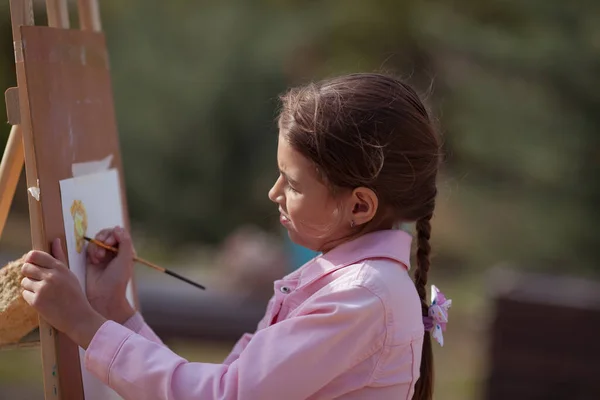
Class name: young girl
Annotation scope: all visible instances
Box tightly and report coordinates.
[20,73,449,399]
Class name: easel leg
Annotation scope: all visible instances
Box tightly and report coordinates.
[8,1,74,399]
[6,0,111,397]
[0,125,24,239]
[77,0,101,32]
[46,0,70,29]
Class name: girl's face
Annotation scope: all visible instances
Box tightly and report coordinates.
[268,133,353,252]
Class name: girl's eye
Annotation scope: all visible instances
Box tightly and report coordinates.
[278,172,299,193]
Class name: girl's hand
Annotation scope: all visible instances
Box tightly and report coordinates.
[21,239,106,349]
[86,226,136,324]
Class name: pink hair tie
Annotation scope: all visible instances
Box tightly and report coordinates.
[423,285,452,347]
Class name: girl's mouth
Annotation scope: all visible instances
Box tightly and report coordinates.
[279,210,291,225]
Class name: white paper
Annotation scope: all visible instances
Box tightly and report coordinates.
[59,168,133,400]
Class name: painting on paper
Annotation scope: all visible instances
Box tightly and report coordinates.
[59,168,133,400]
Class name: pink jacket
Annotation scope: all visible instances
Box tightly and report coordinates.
[85,229,424,399]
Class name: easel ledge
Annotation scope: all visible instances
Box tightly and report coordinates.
[0,1,134,399]
[0,328,40,351]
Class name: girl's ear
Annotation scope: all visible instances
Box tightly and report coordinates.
[349,187,378,226]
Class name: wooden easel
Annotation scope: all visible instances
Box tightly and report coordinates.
[0,0,137,398]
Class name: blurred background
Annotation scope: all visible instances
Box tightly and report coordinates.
[1,0,599,399]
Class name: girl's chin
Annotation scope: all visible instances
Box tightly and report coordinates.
[285,229,320,253]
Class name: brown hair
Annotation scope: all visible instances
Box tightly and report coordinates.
[278,73,441,400]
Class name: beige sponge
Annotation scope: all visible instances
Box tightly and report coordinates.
[0,256,39,346]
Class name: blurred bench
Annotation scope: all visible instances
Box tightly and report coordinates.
[485,267,600,399]
[137,281,267,343]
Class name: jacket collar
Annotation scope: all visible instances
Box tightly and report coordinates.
[287,229,412,287]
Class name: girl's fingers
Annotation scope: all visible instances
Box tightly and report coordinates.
[93,228,119,260]
[96,229,112,242]
[87,246,99,264]
[21,276,42,292]
[86,252,95,265]
[23,250,57,269]
[21,262,47,280]
[113,227,134,261]
[96,248,106,260]
[21,289,35,305]
[86,241,96,258]
[104,232,117,247]
[86,242,103,261]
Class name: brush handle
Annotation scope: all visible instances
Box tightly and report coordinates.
[164,270,206,290]
[83,236,206,290]
[84,236,117,253]
[133,257,165,273]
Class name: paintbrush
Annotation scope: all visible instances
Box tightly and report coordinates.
[83,236,206,290]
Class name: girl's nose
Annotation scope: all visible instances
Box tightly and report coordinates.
[268,176,283,204]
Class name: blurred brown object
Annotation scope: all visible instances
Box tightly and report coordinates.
[485,267,600,399]
[0,255,38,346]
[136,282,267,343]
[215,225,288,303]
[134,225,288,343]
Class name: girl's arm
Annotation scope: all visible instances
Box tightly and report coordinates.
[222,297,274,365]
[120,296,274,363]
[122,311,258,363]
[85,284,388,400]
[222,333,253,365]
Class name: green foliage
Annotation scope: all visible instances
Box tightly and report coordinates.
[0,0,596,272]
[414,0,600,271]
[100,0,327,244]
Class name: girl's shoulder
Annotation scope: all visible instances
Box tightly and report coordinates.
[333,257,419,306]
[331,258,424,343]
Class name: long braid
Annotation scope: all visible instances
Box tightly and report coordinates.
[412,212,434,400]
[415,215,432,316]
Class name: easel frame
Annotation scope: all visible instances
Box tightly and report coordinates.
[0,1,137,398]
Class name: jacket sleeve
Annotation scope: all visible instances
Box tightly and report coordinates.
[223,295,274,365]
[122,311,164,345]
[222,333,252,365]
[84,285,386,400]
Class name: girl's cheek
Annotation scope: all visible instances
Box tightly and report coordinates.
[284,203,293,219]
[286,199,299,217]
